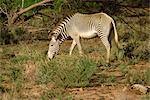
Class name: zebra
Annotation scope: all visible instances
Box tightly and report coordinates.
[47,12,120,63]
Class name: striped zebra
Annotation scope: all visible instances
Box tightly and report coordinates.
[47,12,120,63]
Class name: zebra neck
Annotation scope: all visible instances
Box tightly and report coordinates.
[53,14,74,44]
[56,33,68,44]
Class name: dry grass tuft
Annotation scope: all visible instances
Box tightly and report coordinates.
[23,60,37,83]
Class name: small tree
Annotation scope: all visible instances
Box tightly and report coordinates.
[0,0,54,44]
[0,0,53,28]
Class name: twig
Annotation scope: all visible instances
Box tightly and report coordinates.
[37,11,54,18]
[0,7,9,18]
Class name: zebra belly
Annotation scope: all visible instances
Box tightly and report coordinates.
[79,30,97,38]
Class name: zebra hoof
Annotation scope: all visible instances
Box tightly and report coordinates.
[98,63,111,67]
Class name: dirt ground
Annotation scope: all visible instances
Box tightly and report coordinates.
[2,83,148,100]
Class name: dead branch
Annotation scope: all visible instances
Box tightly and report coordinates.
[37,11,54,18]
[0,7,9,19]
[11,0,53,24]
[17,0,53,15]
[81,0,113,2]
[119,17,136,31]
[118,16,147,34]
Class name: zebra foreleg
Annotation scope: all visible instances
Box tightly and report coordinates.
[73,36,83,55]
[69,40,77,55]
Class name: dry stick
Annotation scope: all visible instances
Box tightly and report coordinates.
[118,5,148,34]
[119,16,136,31]
[0,7,6,14]
[0,7,9,19]
[118,16,147,34]
[37,11,54,18]
[124,7,149,33]
[0,6,11,26]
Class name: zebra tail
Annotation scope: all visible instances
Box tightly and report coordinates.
[111,20,120,48]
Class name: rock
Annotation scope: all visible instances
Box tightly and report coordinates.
[131,84,148,94]
[79,88,83,92]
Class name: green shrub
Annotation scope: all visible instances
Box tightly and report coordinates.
[107,75,116,83]
[126,69,150,85]
[122,37,150,64]
[0,27,28,44]
[118,63,128,74]
[37,56,97,87]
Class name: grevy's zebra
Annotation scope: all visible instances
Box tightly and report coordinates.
[47,12,120,63]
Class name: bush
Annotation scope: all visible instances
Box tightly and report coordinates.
[0,26,29,44]
[119,25,150,63]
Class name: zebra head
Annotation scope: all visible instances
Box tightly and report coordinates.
[47,36,60,60]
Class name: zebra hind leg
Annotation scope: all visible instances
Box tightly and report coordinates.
[101,37,111,63]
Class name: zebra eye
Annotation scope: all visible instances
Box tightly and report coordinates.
[51,45,53,46]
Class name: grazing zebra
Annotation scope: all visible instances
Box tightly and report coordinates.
[47,12,120,63]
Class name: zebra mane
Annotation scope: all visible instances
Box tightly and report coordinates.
[51,14,75,41]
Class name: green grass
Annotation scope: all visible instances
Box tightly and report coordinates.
[118,63,128,74]
[126,68,150,85]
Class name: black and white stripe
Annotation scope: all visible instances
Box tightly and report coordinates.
[52,15,73,43]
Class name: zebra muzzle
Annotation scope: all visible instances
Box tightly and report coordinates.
[47,51,56,60]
